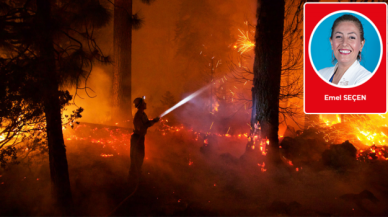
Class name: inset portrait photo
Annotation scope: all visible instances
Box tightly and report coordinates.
[304,3,386,114]
[309,11,382,88]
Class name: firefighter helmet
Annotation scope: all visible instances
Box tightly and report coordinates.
[133,97,144,108]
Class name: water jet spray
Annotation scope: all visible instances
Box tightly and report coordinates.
[159,84,211,118]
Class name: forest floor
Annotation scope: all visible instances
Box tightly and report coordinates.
[1,123,388,216]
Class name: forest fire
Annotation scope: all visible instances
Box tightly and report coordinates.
[2,0,388,216]
[317,114,388,148]
[58,119,256,163]
[56,112,388,167]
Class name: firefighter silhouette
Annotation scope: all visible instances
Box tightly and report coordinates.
[129,97,160,180]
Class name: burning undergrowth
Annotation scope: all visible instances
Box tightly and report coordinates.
[1,118,388,216]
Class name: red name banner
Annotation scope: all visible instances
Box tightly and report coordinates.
[304,3,387,114]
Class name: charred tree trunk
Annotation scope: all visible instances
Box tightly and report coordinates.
[113,0,132,122]
[36,0,73,213]
[247,87,258,151]
[252,0,285,163]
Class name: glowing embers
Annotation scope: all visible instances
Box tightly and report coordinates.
[157,118,251,142]
[258,162,266,172]
[357,145,388,161]
[235,29,255,54]
[63,123,130,159]
[316,114,388,147]
[247,135,269,155]
[307,114,388,163]
[100,154,114,158]
[158,119,185,135]
[259,138,268,155]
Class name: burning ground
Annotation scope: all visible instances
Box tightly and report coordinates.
[4,0,388,216]
[1,117,388,216]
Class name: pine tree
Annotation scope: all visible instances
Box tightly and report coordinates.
[0,0,111,213]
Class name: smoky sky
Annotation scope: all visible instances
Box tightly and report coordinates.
[66,0,257,124]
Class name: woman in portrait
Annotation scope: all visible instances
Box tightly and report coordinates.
[319,14,372,86]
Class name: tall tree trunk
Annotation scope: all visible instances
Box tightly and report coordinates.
[36,0,73,213]
[113,0,132,123]
[252,0,285,163]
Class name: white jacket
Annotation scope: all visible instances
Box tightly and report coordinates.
[318,60,372,87]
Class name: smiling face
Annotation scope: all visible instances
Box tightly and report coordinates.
[330,21,365,67]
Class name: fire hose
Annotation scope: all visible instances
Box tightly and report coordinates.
[105,84,213,216]
[105,181,139,217]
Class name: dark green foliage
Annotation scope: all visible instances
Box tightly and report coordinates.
[0,0,111,212]
[0,0,112,87]
[0,89,83,168]
[0,0,109,168]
